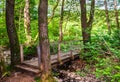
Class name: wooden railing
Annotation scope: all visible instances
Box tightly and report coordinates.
[20,40,82,63]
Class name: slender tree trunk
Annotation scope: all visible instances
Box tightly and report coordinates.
[48,0,60,24]
[6,0,20,67]
[114,0,119,29]
[63,5,71,33]
[38,0,54,81]
[58,0,64,63]
[104,0,111,34]
[87,0,95,43]
[79,0,95,45]
[24,0,31,44]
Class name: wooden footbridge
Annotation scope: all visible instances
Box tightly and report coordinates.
[16,40,82,74]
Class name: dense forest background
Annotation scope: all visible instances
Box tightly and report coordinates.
[0,0,120,82]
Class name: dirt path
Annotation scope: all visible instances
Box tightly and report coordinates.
[1,72,36,82]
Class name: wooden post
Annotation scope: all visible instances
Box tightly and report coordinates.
[70,50,74,60]
[20,44,24,63]
[58,41,62,65]
[37,44,41,68]
[58,41,61,61]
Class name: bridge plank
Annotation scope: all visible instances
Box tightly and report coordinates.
[16,64,40,74]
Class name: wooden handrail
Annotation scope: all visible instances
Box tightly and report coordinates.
[70,50,74,60]
[50,39,83,45]
[19,40,82,63]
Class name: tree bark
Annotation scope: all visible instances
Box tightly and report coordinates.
[38,0,54,81]
[24,0,31,44]
[87,0,95,27]
[80,0,87,45]
[79,0,95,45]
[87,0,95,43]
[58,0,65,63]
[6,0,20,67]
[114,0,119,29]
[104,0,111,34]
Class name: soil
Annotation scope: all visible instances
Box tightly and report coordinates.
[0,72,35,82]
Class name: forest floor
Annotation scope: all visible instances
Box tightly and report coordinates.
[53,59,102,82]
[1,59,103,82]
[0,46,104,82]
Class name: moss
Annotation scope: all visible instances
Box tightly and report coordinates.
[40,73,56,82]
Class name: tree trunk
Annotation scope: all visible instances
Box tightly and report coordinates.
[6,0,20,67]
[48,0,60,24]
[79,0,95,45]
[24,0,31,44]
[114,0,119,29]
[58,0,64,64]
[38,0,54,81]
[87,0,95,43]
[80,0,87,45]
[104,0,111,34]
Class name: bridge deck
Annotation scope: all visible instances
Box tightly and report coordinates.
[23,49,79,67]
[16,49,80,74]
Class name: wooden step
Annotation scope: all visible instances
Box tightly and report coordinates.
[16,64,40,74]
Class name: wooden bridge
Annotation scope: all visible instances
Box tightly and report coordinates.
[16,40,82,74]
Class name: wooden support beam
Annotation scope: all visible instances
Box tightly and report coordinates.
[20,44,24,63]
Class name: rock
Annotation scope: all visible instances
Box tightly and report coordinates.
[75,76,81,80]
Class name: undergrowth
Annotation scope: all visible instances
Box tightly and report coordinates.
[79,29,120,82]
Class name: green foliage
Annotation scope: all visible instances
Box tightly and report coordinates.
[24,45,37,55]
[30,0,38,20]
[0,0,120,81]
[0,56,10,79]
[81,42,101,58]
[75,70,86,77]
[50,43,58,54]
[52,71,59,77]
[48,18,59,41]
[82,28,120,81]
[34,77,41,82]
[110,30,120,49]
[94,57,120,81]
[0,28,9,45]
